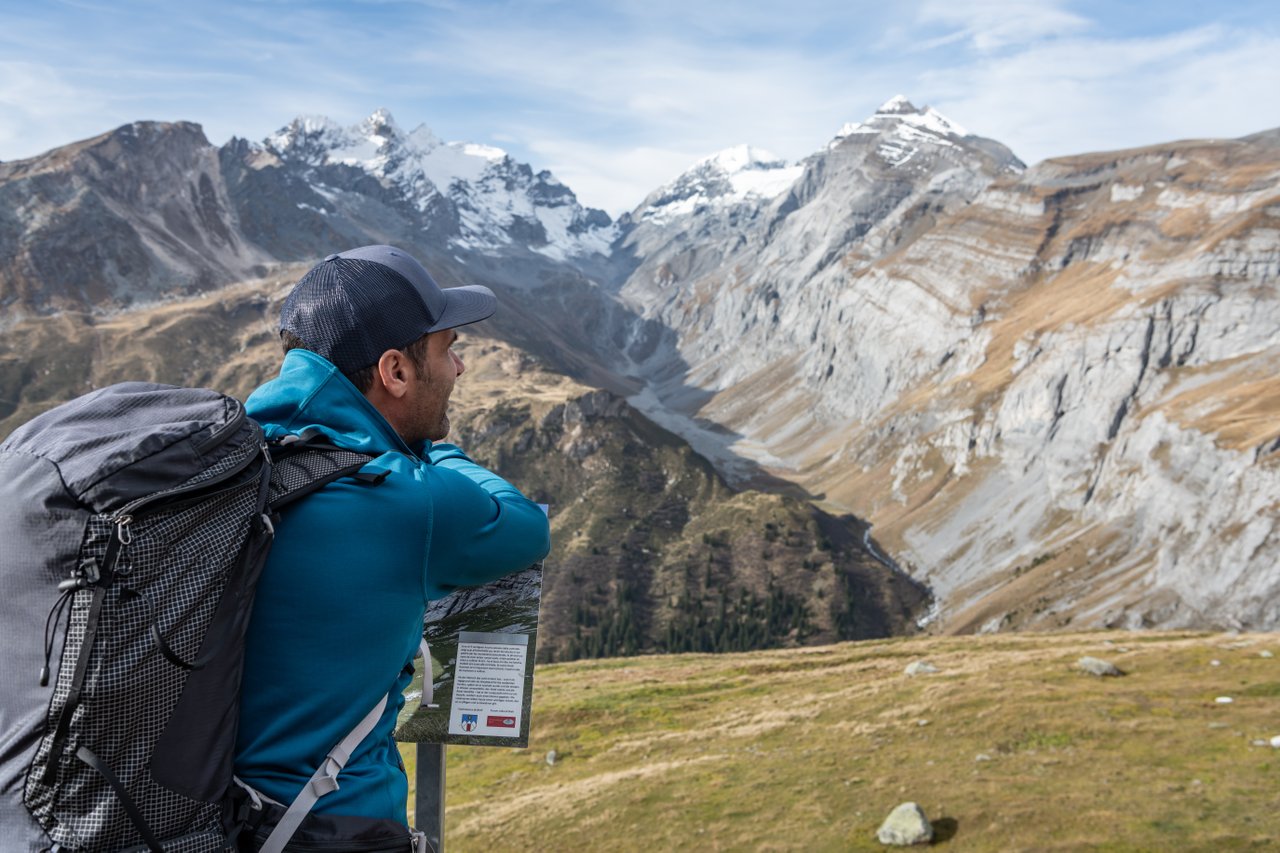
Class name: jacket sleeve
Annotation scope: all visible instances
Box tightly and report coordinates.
[422,443,551,597]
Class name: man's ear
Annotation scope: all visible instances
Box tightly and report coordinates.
[374,348,414,399]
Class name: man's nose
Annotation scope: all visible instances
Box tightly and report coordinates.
[452,351,465,376]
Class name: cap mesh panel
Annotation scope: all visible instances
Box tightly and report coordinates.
[279,259,434,373]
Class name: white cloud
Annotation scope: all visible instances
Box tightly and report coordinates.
[918,24,1280,164]
[916,0,1091,51]
[0,61,115,155]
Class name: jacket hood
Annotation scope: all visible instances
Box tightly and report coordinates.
[246,349,427,458]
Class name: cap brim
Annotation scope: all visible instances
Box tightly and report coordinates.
[425,284,497,333]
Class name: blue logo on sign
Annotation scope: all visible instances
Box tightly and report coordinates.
[460,714,478,732]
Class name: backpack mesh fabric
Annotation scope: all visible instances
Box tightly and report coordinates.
[0,384,377,852]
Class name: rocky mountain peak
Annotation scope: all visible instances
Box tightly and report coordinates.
[406,122,445,154]
[258,109,613,260]
[0,121,212,190]
[830,96,970,151]
[700,144,788,174]
[633,144,802,225]
[876,94,919,115]
[0,119,269,314]
[361,106,401,140]
[264,114,352,165]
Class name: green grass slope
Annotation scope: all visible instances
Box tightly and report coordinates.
[403,631,1280,851]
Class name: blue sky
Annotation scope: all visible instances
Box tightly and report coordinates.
[1,0,1277,214]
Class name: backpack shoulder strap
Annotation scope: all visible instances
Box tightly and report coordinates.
[235,438,394,852]
[266,441,387,516]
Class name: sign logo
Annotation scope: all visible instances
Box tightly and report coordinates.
[487,715,517,728]
[460,714,478,732]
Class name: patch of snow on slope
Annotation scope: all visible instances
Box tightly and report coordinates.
[831,96,968,150]
[267,108,614,258]
[640,144,801,224]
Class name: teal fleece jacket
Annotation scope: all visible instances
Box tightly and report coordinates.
[233,349,550,824]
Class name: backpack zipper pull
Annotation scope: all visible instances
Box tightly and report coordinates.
[87,514,132,588]
[115,515,133,546]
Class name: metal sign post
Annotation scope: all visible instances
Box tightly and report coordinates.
[410,529,546,853]
[416,743,446,853]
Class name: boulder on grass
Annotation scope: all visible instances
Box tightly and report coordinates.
[877,802,933,846]
[1077,656,1124,677]
[904,661,939,677]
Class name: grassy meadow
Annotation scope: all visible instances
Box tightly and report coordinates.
[399,631,1280,852]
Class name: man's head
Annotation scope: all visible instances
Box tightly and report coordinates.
[279,245,495,443]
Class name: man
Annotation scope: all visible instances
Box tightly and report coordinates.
[233,245,550,849]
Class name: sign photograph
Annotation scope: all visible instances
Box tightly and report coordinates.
[394,561,543,748]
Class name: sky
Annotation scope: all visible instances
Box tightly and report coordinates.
[1,0,1277,215]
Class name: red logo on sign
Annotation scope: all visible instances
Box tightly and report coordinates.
[487,715,516,728]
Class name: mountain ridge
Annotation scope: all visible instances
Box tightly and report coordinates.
[0,100,1276,636]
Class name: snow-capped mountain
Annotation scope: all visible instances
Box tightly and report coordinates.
[264,109,614,261]
[635,145,803,225]
[829,94,970,157]
[613,95,1021,320]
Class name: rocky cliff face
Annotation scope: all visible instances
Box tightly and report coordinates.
[611,102,1280,633]
[612,98,1022,387]
[0,122,271,314]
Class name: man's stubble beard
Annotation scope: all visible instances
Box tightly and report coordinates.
[430,412,450,443]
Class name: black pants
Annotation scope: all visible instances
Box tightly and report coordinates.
[236,801,427,853]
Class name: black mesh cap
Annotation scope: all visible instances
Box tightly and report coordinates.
[279,245,496,373]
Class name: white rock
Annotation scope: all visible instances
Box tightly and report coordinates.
[1261,650,1274,658]
[876,802,933,846]
[1270,735,1280,748]
[1210,659,1222,667]
[1215,696,1234,704]
[545,750,557,766]
[904,661,940,677]
[1077,656,1124,677]
[974,753,993,762]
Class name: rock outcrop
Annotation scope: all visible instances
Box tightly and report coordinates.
[0,121,271,313]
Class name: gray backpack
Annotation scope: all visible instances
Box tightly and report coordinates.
[0,383,384,852]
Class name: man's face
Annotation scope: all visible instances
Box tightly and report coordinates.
[409,328,465,443]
